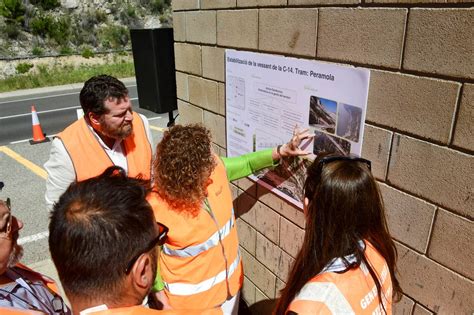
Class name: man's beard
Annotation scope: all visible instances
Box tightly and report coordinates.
[8,243,23,267]
[100,120,133,140]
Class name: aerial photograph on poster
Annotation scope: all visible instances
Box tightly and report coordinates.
[336,103,362,143]
[312,130,351,156]
[308,96,337,134]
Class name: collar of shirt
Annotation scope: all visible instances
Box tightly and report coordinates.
[86,122,128,172]
[80,304,108,314]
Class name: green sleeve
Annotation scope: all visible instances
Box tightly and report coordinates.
[221,148,277,181]
[152,248,165,291]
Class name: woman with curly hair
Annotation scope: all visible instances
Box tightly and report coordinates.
[275,154,402,315]
[148,124,311,314]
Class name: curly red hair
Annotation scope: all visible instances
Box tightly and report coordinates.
[153,124,216,217]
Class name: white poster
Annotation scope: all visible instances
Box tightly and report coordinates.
[225,50,370,208]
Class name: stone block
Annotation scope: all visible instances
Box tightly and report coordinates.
[279,217,304,258]
[201,0,236,8]
[428,209,474,279]
[217,10,258,49]
[275,278,286,298]
[188,76,219,113]
[318,8,406,68]
[290,0,358,4]
[452,84,474,152]
[236,189,257,221]
[241,248,276,298]
[242,276,256,305]
[257,184,306,228]
[236,217,257,255]
[396,242,474,314]
[361,124,392,180]
[379,183,436,253]
[185,11,216,44]
[388,135,473,218]
[172,0,199,11]
[259,9,317,57]
[174,43,201,75]
[256,233,294,282]
[218,82,226,115]
[239,198,280,244]
[366,0,450,3]
[413,304,433,315]
[175,71,188,102]
[234,177,257,198]
[202,46,225,82]
[367,70,460,144]
[177,100,203,125]
[173,12,186,42]
[203,111,226,147]
[403,9,474,79]
[238,0,286,6]
[393,295,415,315]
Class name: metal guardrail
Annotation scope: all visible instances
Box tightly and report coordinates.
[0,48,133,61]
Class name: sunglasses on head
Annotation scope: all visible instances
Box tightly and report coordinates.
[317,155,372,172]
[124,221,169,274]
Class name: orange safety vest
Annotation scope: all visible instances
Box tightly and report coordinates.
[91,305,223,315]
[148,156,243,310]
[57,112,152,181]
[287,241,393,315]
[0,308,45,315]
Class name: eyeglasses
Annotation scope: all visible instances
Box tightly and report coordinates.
[124,221,169,274]
[317,155,372,172]
[0,198,13,239]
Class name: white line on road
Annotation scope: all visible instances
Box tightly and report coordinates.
[148,116,163,121]
[0,105,81,120]
[18,231,49,245]
[0,84,137,105]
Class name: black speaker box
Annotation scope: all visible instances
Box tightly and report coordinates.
[130,28,177,114]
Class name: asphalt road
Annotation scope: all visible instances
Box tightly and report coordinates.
[0,81,170,270]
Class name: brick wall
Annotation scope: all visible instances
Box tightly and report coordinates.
[171,1,473,313]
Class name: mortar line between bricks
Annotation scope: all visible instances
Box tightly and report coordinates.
[424,207,439,257]
[399,7,409,70]
[384,131,395,182]
[447,84,464,146]
[186,3,474,10]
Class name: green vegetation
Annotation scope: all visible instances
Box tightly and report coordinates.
[30,14,71,44]
[30,0,61,11]
[0,0,25,39]
[16,62,34,74]
[0,61,135,93]
[32,46,44,56]
[81,47,95,58]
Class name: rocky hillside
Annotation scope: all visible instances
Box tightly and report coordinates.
[0,0,172,59]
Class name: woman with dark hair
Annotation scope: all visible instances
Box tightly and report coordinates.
[275,154,402,315]
[148,124,311,314]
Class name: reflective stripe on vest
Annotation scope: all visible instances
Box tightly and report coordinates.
[162,209,235,258]
[164,250,241,296]
[294,282,355,314]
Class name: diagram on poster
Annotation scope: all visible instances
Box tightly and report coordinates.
[226,50,370,208]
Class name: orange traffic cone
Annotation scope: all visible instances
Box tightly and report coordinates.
[29,105,50,145]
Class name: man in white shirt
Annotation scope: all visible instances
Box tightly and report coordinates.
[44,75,153,210]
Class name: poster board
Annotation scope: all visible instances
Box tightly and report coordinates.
[225,50,370,208]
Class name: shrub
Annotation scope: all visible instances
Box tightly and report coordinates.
[150,0,171,13]
[60,45,73,55]
[32,46,44,56]
[30,14,54,37]
[95,10,108,24]
[0,0,25,24]
[30,0,61,11]
[16,62,34,74]
[4,21,21,39]
[81,47,95,58]
[100,25,129,49]
[49,16,71,45]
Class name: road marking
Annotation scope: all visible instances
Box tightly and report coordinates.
[0,146,47,179]
[0,105,81,120]
[18,231,49,245]
[147,116,163,121]
[150,125,166,132]
[0,92,80,104]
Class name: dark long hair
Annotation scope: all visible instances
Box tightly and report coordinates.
[275,154,402,314]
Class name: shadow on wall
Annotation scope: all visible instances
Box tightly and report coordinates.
[239,297,278,315]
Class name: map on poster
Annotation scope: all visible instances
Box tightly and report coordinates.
[225,49,370,208]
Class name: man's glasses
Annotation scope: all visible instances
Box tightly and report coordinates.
[0,198,13,239]
[125,221,169,274]
[317,155,372,172]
